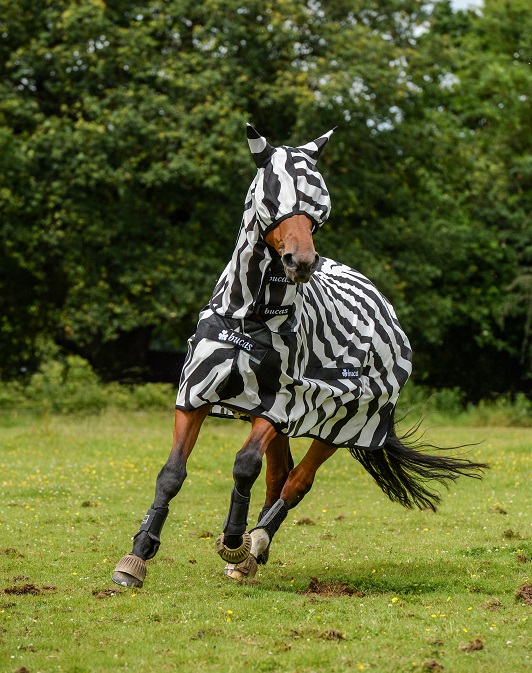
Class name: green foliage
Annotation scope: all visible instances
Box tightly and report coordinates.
[0,355,174,413]
[464,393,532,428]
[0,0,530,396]
[397,380,531,427]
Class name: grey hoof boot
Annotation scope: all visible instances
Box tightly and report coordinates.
[112,554,146,588]
[215,532,251,563]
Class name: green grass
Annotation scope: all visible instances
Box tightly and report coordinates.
[0,411,530,673]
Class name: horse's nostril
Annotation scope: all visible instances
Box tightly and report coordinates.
[282,253,295,268]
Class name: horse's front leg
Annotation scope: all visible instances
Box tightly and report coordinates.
[224,438,336,580]
[253,433,293,564]
[223,431,292,579]
[112,406,210,588]
[215,417,276,566]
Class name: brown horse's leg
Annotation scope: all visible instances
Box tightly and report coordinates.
[224,438,336,579]
[253,433,293,565]
[251,439,337,547]
[280,440,337,509]
[112,406,210,587]
[215,417,277,564]
[263,433,294,509]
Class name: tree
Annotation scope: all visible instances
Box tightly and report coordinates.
[406,0,532,396]
[0,0,432,378]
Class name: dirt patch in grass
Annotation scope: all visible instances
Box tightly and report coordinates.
[490,505,508,515]
[303,577,365,597]
[423,659,444,672]
[81,499,100,507]
[231,632,257,645]
[321,629,346,641]
[516,583,532,605]
[4,584,56,595]
[191,530,214,538]
[288,627,341,643]
[93,587,123,599]
[482,598,503,611]
[0,548,24,557]
[459,638,484,652]
[503,529,521,539]
[295,517,316,525]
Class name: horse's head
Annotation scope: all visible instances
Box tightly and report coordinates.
[247,124,335,284]
[264,213,318,284]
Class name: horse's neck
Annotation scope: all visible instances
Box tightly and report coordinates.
[209,214,299,321]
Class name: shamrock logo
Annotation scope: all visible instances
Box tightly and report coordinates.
[218,330,229,341]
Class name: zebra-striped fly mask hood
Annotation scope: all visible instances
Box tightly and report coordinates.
[246,124,335,236]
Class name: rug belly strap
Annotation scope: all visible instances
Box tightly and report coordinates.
[133,505,169,560]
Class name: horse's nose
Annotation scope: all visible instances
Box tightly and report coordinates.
[282,253,320,283]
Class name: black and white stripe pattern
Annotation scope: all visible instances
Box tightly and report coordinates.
[176,126,412,450]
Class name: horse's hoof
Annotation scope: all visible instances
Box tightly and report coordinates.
[111,554,146,588]
[256,543,270,565]
[215,532,252,563]
[224,554,258,580]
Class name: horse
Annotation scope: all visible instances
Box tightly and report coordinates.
[112,124,487,587]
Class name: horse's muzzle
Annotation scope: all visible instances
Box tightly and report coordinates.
[282,253,320,283]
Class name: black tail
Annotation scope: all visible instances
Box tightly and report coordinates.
[349,414,488,511]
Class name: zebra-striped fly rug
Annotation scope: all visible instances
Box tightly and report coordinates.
[176,125,412,450]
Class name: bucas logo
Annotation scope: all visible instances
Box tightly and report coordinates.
[217,329,253,352]
[263,307,290,316]
[342,369,359,378]
[268,275,291,284]
[228,334,253,351]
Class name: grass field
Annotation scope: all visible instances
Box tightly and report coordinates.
[0,411,530,673]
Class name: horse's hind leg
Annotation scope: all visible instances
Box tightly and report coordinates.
[216,417,276,567]
[262,433,294,510]
[248,440,337,561]
[112,406,210,588]
[279,440,337,509]
[254,433,293,564]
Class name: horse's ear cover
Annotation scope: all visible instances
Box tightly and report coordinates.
[246,123,275,168]
[296,127,337,164]
[246,123,336,167]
